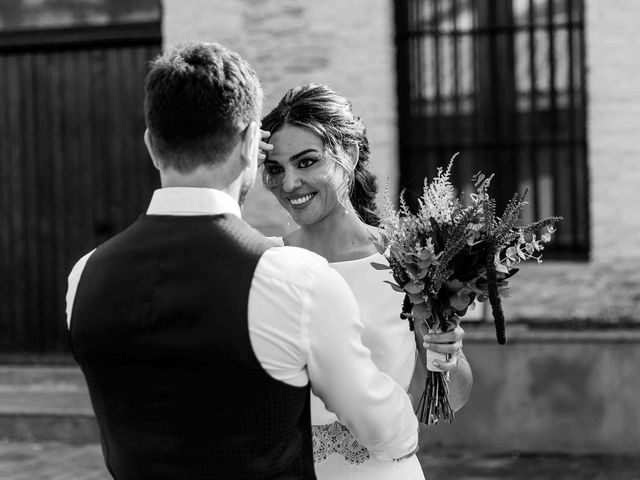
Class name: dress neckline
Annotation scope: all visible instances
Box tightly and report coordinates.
[330,251,382,265]
[272,236,383,265]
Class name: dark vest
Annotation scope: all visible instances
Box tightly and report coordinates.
[70,214,316,480]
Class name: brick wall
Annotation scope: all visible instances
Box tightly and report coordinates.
[162,0,640,322]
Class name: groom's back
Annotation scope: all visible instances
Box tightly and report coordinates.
[70,214,315,480]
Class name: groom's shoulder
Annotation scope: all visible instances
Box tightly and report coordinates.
[258,245,335,287]
[264,245,329,271]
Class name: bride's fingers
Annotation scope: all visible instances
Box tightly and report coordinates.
[423,325,464,344]
[424,340,462,355]
[432,354,459,372]
[258,130,274,161]
[260,140,274,152]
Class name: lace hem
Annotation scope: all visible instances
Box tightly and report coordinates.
[312,422,370,465]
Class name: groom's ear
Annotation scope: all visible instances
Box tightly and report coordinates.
[239,121,259,168]
[144,129,161,170]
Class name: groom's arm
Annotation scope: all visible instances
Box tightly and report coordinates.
[65,249,96,328]
[304,265,419,462]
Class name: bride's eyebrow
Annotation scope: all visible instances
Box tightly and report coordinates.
[266,148,321,164]
[290,148,320,161]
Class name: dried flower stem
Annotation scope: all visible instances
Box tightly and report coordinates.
[401,294,414,331]
[416,370,454,425]
[485,242,506,344]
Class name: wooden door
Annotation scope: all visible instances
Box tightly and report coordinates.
[0,25,161,353]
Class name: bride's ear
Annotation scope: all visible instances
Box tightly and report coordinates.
[348,144,360,167]
[240,121,260,168]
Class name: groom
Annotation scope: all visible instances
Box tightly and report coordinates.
[66,42,418,479]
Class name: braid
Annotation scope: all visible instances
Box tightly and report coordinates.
[349,130,380,226]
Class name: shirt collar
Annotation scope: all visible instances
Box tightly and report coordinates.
[146,187,242,217]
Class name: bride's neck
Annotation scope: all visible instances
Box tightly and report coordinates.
[290,209,375,262]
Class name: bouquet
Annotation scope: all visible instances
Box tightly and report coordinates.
[371,154,562,425]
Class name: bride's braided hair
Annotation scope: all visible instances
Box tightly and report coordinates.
[261,84,380,226]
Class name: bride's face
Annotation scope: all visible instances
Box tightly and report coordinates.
[262,124,348,226]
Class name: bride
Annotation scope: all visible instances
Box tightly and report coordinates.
[260,84,473,479]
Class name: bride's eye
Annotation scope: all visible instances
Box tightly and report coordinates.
[298,157,318,169]
[264,162,284,175]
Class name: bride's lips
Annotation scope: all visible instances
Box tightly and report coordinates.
[287,192,317,209]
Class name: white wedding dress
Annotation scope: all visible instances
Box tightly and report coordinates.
[310,252,425,480]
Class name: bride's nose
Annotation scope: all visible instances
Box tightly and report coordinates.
[282,169,303,192]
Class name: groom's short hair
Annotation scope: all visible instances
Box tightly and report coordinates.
[144,42,263,172]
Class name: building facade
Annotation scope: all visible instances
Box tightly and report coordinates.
[165,0,640,324]
[1,0,639,454]
[164,2,640,452]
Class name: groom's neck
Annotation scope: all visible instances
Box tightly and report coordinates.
[159,165,241,201]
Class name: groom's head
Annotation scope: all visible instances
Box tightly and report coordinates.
[143,42,263,178]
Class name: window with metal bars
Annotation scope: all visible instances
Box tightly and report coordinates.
[394,0,588,259]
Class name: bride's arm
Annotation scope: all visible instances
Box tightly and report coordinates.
[407,345,426,409]
[447,351,472,412]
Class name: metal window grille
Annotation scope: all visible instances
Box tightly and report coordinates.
[394,0,588,259]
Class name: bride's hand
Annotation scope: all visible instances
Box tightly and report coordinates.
[259,129,273,162]
[421,322,464,372]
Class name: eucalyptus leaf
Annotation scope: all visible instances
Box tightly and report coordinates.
[370,262,390,271]
[417,268,429,279]
[408,293,425,304]
[412,302,431,322]
[495,262,509,274]
[404,281,424,294]
[419,249,434,260]
[450,292,472,311]
[446,279,465,292]
[383,280,404,293]
[370,235,388,255]
[371,241,382,253]
[405,263,419,277]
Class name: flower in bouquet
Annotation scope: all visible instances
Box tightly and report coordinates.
[371,153,562,425]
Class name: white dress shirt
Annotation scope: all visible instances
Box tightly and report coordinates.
[310,253,417,426]
[66,187,418,461]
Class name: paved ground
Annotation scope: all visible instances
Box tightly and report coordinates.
[1,365,639,479]
[0,441,108,480]
[1,440,639,480]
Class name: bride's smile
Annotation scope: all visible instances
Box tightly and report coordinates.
[288,192,317,207]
